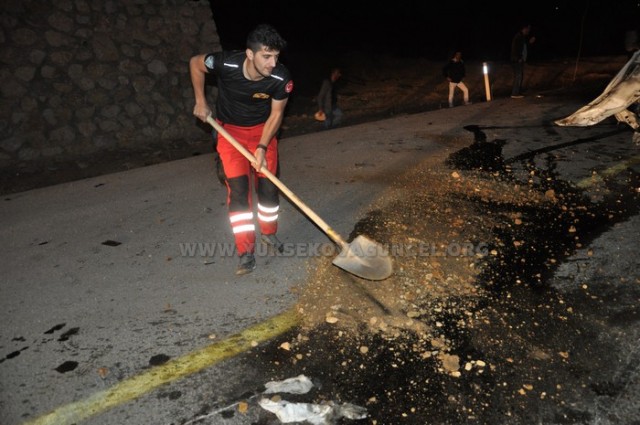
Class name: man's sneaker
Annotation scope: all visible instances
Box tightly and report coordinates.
[261,234,284,253]
[511,94,524,99]
[236,253,256,276]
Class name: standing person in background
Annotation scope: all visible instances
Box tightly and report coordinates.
[442,51,471,108]
[510,23,536,98]
[316,67,343,129]
[190,23,293,276]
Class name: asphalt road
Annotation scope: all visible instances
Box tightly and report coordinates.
[1,95,639,425]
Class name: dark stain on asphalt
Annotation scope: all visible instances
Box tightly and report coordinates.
[445,124,507,173]
[101,239,122,247]
[158,390,183,400]
[149,353,171,366]
[470,137,639,291]
[44,323,66,334]
[443,124,640,291]
[0,347,28,363]
[2,325,76,364]
[58,327,79,342]
[54,360,78,373]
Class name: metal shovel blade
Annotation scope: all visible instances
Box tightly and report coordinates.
[331,235,393,281]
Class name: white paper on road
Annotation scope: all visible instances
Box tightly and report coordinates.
[259,374,367,423]
[258,398,368,424]
[263,374,314,394]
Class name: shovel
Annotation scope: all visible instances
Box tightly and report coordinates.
[206,116,393,281]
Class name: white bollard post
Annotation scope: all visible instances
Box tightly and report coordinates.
[483,62,491,102]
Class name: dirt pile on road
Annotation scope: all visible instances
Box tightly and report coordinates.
[293,133,554,365]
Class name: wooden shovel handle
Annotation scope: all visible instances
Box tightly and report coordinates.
[206,116,348,249]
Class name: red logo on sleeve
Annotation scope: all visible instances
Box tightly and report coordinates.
[285,80,294,93]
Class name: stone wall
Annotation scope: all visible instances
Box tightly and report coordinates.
[0,0,220,168]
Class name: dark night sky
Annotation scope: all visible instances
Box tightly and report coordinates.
[208,1,640,94]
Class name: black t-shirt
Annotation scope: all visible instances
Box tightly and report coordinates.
[204,50,293,126]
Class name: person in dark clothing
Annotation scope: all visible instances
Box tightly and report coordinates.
[316,67,343,129]
[190,23,293,275]
[510,23,536,98]
[442,51,471,108]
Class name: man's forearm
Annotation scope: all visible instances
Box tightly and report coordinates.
[189,55,207,104]
[260,114,283,145]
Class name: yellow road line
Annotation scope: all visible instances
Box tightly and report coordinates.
[576,155,640,189]
[25,307,301,425]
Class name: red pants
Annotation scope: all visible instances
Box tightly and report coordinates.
[216,122,280,255]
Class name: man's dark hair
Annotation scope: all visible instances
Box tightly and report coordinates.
[246,24,287,52]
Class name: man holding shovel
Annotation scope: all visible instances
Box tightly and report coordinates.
[190,23,294,275]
